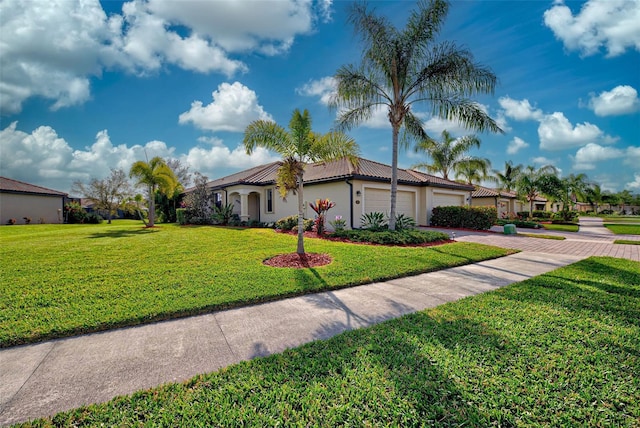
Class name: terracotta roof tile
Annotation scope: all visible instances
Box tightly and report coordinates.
[0,177,67,196]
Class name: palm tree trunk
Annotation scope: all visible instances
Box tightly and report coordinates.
[389,124,399,231]
[148,185,155,227]
[296,174,305,255]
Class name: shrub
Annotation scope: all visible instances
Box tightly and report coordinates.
[212,203,235,226]
[309,199,336,235]
[65,202,87,224]
[552,210,578,222]
[23,217,32,224]
[360,212,387,231]
[496,219,540,229]
[85,213,104,224]
[532,210,552,219]
[176,208,187,225]
[7,218,16,225]
[394,213,417,231]
[329,215,347,232]
[430,206,497,230]
[332,229,449,245]
[275,215,312,231]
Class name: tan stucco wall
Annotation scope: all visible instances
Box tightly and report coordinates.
[0,193,64,225]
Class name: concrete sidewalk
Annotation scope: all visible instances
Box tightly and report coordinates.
[1,251,585,426]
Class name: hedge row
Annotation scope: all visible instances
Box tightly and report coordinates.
[332,229,450,245]
[430,206,497,230]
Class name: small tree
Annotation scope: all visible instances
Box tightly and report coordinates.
[515,165,559,218]
[129,157,179,227]
[182,172,213,224]
[72,169,132,224]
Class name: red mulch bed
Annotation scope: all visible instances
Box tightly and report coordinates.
[263,252,333,268]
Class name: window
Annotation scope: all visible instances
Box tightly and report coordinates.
[214,192,222,208]
[266,188,274,213]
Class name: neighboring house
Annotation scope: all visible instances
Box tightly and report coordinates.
[200,157,474,228]
[0,177,68,225]
[471,186,526,218]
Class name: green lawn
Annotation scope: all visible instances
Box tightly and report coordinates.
[541,223,579,232]
[614,240,640,245]
[604,224,640,235]
[0,222,512,347]
[26,257,640,427]
[518,232,565,240]
[599,216,640,224]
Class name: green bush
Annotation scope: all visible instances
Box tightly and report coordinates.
[64,202,87,224]
[430,206,497,230]
[496,219,540,229]
[532,210,552,219]
[552,210,578,222]
[332,229,450,245]
[176,208,187,225]
[360,211,387,231]
[212,203,235,225]
[394,213,417,230]
[85,213,104,224]
[275,215,312,231]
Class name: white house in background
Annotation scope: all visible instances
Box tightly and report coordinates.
[471,185,547,217]
[200,157,474,228]
[0,177,68,225]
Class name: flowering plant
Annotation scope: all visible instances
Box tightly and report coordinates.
[329,215,347,232]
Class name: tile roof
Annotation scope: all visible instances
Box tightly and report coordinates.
[472,185,520,198]
[0,177,68,196]
[203,157,473,191]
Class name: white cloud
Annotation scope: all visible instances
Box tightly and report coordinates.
[538,112,617,150]
[531,156,555,166]
[507,137,529,155]
[178,82,273,132]
[422,116,470,136]
[0,121,280,194]
[498,97,543,121]
[572,143,624,170]
[626,173,640,190]
[624,146,640,167]
[296,77,336,106]
[0,0,332,114]
[543,0,640,57]
[589,85,640,116]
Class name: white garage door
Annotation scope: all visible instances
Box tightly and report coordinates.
[433,192,464,207]
[364,188,416,218]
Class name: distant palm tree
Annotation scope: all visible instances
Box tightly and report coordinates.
[515,165,559,217]
[244,109,359,255]
[129,157,178,227]
[330,0,502,230]
[454,157,493,186]
[411,130,482,180]
[584,183,603,213]
[493,160,523,193]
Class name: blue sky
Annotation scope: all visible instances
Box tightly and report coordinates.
[1,0,638,195]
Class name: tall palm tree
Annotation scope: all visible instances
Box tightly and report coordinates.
[411,130,481,180]
[515,165,559,218]
[493,160,523,193]
[330,0,502,230]
[244,109,359,255]
[129,157,178,227]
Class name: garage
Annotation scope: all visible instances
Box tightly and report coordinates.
[433,192,465,207]
[363,188,416,219]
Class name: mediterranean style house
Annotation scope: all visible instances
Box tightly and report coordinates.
[471,185,546,217]
[200,157,474,229]
[0,177,68,225]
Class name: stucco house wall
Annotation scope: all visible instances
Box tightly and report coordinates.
[0,177,67,225]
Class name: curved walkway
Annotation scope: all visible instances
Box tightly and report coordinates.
[1,218,638,425]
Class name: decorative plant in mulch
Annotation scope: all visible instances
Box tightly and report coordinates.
[263,252,333,268]
[309,198,336,236]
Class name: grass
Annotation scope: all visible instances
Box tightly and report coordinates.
[614,240,640,245]
[541,223,579,232]
[604,224,640,235]
[599,216,640,224]
[518,232,565,240]
[23,256,640,427]
[0,221,512,347]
